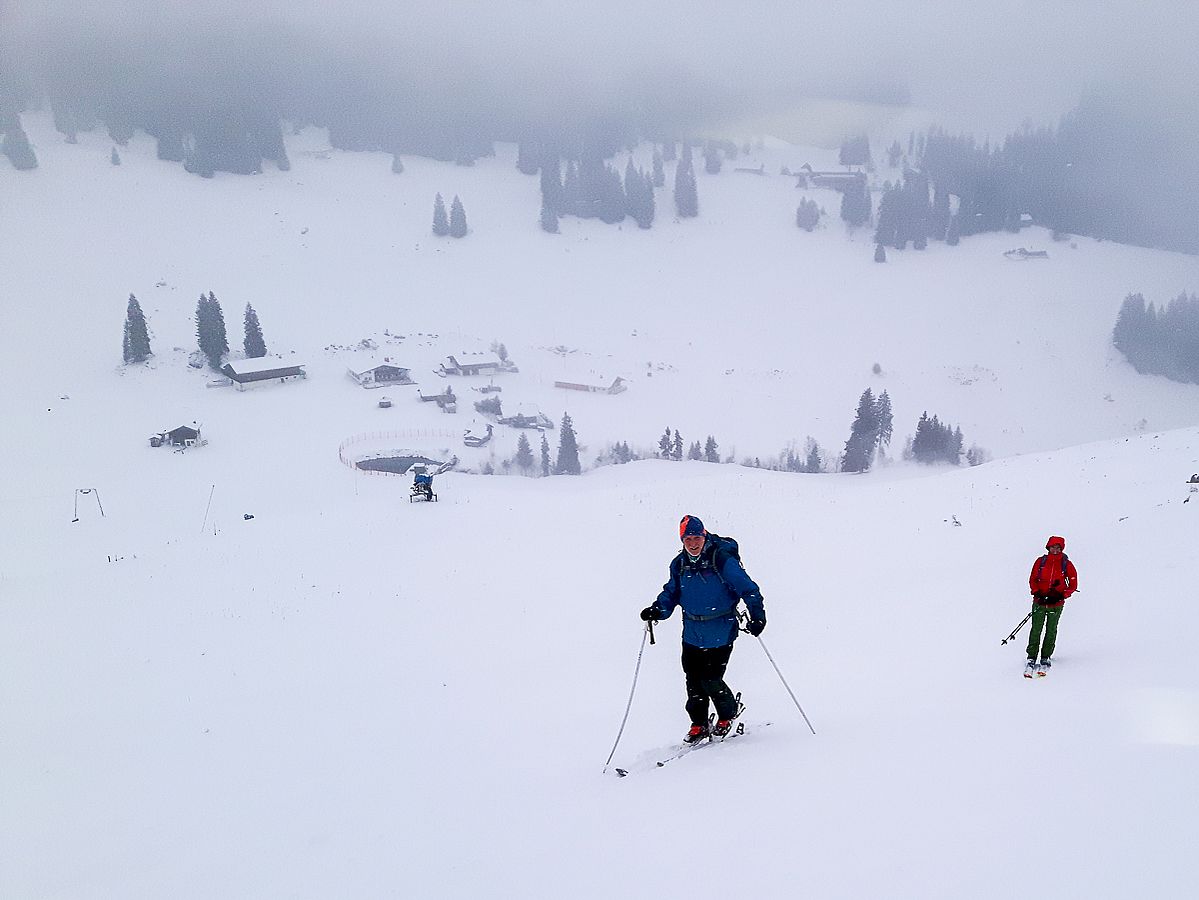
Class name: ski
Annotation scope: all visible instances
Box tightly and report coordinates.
[654,721,745,769]
[614,722,770,777]
[613,697,759,777]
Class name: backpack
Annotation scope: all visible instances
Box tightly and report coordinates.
[704,532,741,567]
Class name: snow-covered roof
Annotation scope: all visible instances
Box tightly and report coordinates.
[224,357,306,375]
[446,353,502,367]
[347,360,410,376]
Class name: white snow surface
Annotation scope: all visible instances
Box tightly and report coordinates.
[3,112,1199,899]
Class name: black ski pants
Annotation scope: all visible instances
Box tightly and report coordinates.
[681,641,737,725]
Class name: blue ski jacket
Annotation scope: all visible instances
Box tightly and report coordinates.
[653,543,765,648]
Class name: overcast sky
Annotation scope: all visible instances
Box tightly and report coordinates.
[5,1,1198,138]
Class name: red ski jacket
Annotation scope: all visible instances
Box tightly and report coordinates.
[1029,553,1078,607]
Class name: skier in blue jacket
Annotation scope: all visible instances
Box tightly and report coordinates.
[641,515,766,743]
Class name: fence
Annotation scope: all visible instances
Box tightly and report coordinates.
[338,429,459,476]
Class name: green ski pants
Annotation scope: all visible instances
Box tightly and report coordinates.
[1026,603,1064,661]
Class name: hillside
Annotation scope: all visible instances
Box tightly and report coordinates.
[4,427,1198,898]
[3,110,1199,479]
[3,110,1199,899]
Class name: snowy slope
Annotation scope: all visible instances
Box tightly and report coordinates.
[2,111,1199,899]
[4,430,1198,898]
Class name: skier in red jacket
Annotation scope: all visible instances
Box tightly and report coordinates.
[1025,536,1079,676]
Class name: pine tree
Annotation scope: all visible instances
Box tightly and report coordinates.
[540,198,560,233]
[704,143,722,174]
[110,147,121,166]
[803,439,823,473]
[243,303,267,358]
[196,292,229,370]
[910,412,964,464]
[911,411,933,462]
[839,135,870,166]
[516,141,539,175]
[540,157,563,214]
[874,186,901,248]
[122,293,152,363]
[874,243,887,263]
[841,388,879,472]
[688,440,703,460]
[1112,292,1150,369]
[591,161,626,224]
[432,194,449,236]
[554,413,581,475]
[672,429,683,460]
[661,140,676,162]
[874,390,894,454]
[515,432,534,474]
[946,214,961,246]
[659,427,673,458]
[652,149,665,187]
[391,154,404,174]
[1,121,38,170]
[562,161,581,216]
[449,195,468,237]
[673,144,698,218]
[625,162,655,229]
[540,433,551,476]
[840,181,871,228]
[930,186,951,240]
[796,198,821,231]
[704,435,719,463]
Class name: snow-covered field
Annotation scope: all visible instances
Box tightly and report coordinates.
[3,111,1199,898]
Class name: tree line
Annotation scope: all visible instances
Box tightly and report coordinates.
[1113,291,1199,384]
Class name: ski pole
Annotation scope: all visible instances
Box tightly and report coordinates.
[602,623,651,774]
[754,634,816,736]
[1001,610,1033,646]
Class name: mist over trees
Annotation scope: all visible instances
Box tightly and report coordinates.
[907,412,964,465]
[896,86,1199,255]
[1112,291,1199,384]
[0,19,1194,254]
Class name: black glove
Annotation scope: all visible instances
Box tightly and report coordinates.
[640,606,662,622]
[747,618,766,637]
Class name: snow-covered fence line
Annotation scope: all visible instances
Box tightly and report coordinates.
[338,429,458,473]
